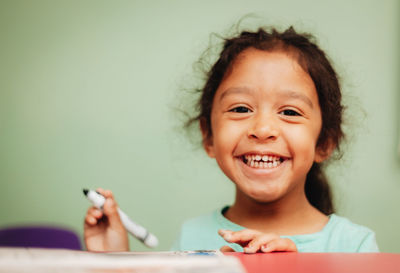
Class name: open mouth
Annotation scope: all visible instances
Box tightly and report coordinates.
[241,154,286,169]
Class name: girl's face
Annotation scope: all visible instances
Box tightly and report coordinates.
[203,48,329,203]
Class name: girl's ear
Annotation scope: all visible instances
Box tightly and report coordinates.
[314,139,336,163]
[200,118,215,158]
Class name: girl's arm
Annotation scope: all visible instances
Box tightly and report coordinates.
[219,229,297,253]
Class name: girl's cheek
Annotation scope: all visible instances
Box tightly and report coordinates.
[216,120,237,135]
[286,129,316,153]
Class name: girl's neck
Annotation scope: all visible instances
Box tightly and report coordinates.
[224,187,328,235]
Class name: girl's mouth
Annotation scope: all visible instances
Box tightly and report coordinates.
[241,154,286,169]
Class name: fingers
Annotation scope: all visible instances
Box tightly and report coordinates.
[95,188,114,199]
[95,188,124,230]
[260,238,297,253]
[219,229,297,254]
[104,198,124,229]
[85,207,104,226]
[245,236,297,253]
[219,229,262,246]
[97,188,115,199]
[95,188,118,215]
[242,233,280,253]
[85,188,120,226]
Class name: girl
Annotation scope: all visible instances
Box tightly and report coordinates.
[84,26,379,253]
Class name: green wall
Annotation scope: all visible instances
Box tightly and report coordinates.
[1,0,399,252]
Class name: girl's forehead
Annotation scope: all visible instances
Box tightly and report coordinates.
[216,48,316,99]
[231,48,306,76]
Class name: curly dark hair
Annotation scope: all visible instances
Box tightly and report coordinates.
[189,26,344,215]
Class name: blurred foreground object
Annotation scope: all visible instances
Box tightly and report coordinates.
[0,225,82,250]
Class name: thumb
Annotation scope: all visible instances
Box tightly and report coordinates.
[103,198,124,228]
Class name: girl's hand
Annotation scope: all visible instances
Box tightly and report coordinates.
[218,229,297,253]
[84,188,129,252]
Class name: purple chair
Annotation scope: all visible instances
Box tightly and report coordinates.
[0,225,82,250]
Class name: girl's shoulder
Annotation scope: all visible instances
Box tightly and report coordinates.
[325,214,375,236]
[290,214,379,252]
[324,214,379,252]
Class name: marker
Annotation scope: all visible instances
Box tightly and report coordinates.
[83,189,158,248]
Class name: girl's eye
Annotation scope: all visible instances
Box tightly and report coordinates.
[229,106,251,113]
[280,109,301,116]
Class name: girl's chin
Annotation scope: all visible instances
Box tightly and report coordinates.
[235,184,286,204]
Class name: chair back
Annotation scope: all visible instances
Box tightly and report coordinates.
[0,225,82,250]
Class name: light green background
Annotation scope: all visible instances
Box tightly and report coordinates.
[1,0,399,252]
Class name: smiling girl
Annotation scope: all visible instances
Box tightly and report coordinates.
[83,26,378,253]
[171,26,378,253]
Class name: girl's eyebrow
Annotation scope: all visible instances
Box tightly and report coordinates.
[280,90,314,109]
[218,87,253,101]
[219,87,314,109]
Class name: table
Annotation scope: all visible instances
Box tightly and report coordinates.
[225,252,400,273]
[2,247,400,273]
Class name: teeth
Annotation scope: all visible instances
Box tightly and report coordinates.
[242,154,284,169]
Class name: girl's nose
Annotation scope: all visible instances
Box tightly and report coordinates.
[248,113,279,141]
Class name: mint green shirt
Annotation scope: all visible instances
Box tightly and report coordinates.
[171,207,379,252]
